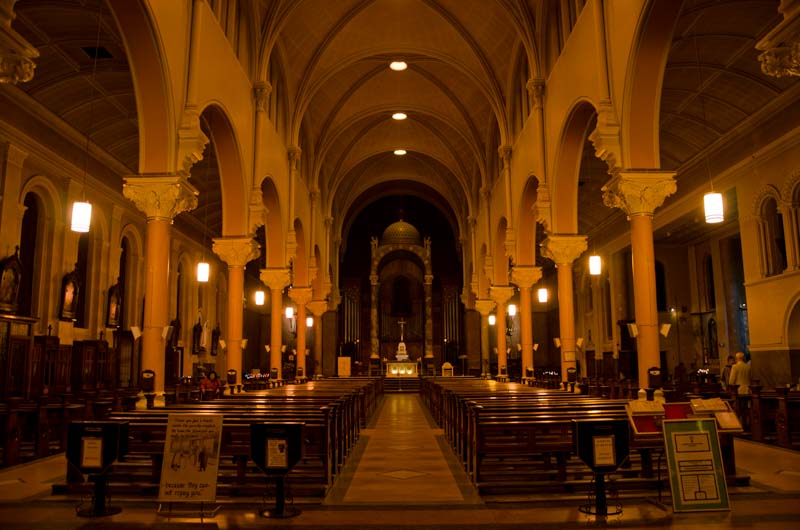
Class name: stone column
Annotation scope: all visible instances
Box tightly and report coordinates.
[781,202,799,270]
[541,235,587,382]
[370,273,379,359]
[307,300,328,376]
[424,274,434,358]
[489,286,514,378]
[289,287,313,379]
[260,268,290,380]
[474,299,496,376]
[512,266,542,379]
[123,175,198,393]
[603,170,676,386]
[0,142,27,256]
[213,236,259,386]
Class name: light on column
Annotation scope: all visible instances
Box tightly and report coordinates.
[488,314,496,326]
[704,191,724,224]
[537,288,548,303]
[254,290,265,306]
[196,261,210,282]
[71,201,92,233]
[507,304,517,317]
[589,255,602,276]
[306,316,314,327]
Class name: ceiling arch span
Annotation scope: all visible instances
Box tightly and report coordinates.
[337,179,464,260]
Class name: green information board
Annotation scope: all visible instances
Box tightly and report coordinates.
[662,419,730,512]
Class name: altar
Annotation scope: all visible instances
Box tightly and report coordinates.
[386,361,418,377]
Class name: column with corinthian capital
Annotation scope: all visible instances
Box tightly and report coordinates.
[213,236,259,387]
[512,266,542,379]
[289,287,313,380]
[541,235,587,383]
[424,274,434,359]
[489,286,514,379]
[123,175,198,394]
[602,170,676,387]
[306,300,328,376]
[260,268,290,380]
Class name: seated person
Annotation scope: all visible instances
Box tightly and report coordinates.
[200,370,221,398]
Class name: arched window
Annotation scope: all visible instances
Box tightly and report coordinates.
[761,197,787,276]
[704,255,716,311]
[18,193,40,317]
[119,237,129,325]
[655,261,667,312]
[76,233,90,328]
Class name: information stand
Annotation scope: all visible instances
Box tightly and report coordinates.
[573,419,629,521]
[663,419,730,512]
[251,422,305,518]
[156,414,224,520]
[66,421,128,517]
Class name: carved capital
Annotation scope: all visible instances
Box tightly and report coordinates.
[424,274,434,286]
[588,103,622,177]
[177,107,209,176]
[601,170,676,217]
[288,146,302,170]
[253,81,272,112]
[511,266,543,289]
[369,274,379,286]
[498,145,512,168]
[460,287,475,310]
[526,77,545,109]
[259,267,290,291]
[489,285,515,307]
[474,298,496,317]
[123,175,198,220]
[306,300,328,318]
[213,236,259,267]
[756,2,800,77]
[541,234,587,265]
[288,286,313,306]
[0,2,38,85]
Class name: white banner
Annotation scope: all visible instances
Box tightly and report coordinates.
[158,414,223,503]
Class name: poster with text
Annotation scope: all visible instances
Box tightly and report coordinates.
[158,414,223,503]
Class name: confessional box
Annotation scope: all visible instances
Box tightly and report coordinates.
[0,315,37,399]
[71,340,111,392]
[34,335,60,397]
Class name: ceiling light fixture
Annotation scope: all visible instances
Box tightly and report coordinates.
[389,61,407,71]
[393,149,407,156]
[392,112,407,120]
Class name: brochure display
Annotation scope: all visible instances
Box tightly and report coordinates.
[663,419,730,512]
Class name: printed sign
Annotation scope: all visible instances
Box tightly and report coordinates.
[592,436,616,467]
[267,438,289,468]
[158,414,223,503]
[663,419,730,512]
[80,437,103,469]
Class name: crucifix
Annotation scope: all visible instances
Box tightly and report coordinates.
[397,318,406,341]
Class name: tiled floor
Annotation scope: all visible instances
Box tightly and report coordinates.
[0,393,799,528]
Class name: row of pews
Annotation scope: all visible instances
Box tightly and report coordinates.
[54,377,383,498]
[421,378,665,495]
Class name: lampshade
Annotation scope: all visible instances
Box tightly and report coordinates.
[507,304,517,317]
[254,290,265,306]
[589,255,602,276]
[306,316,314,327]
[704,192,724,223]
[488,314,496,326]
[537,288,548,303]
[285,306,294,319]
[196,261,209,282]
[71,201,92,232]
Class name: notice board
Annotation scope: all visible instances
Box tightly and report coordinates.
[158,414,223,503]
[662,419,730,512]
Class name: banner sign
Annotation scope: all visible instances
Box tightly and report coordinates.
[663,419,730,512]
[158,414,223,503]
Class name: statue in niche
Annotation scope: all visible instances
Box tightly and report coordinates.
[106,278,122,328]
[59,265,80,321]
[0,247,22,314]
[192,310,204,354]
[210,323,221,356]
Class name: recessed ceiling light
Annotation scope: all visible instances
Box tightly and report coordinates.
[389,61,407,71]
[393,149,407,156]
[392,112,407,120]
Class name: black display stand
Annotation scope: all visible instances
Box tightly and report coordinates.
[251,422,305,518]
[573,419,629,521]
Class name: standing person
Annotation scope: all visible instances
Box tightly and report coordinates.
[728,352,751,394]
[721,355,734,389]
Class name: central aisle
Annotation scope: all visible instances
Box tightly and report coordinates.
[331,392,476,505]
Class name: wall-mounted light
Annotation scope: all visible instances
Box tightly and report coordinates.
[306,316,313,327]
[507,303,517,317]
[553,337,561,348]
[255,290,265,306]
[488,314,496,326]
[537,288,548,303]
[589,255,602,276]
[285,306,294,319]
